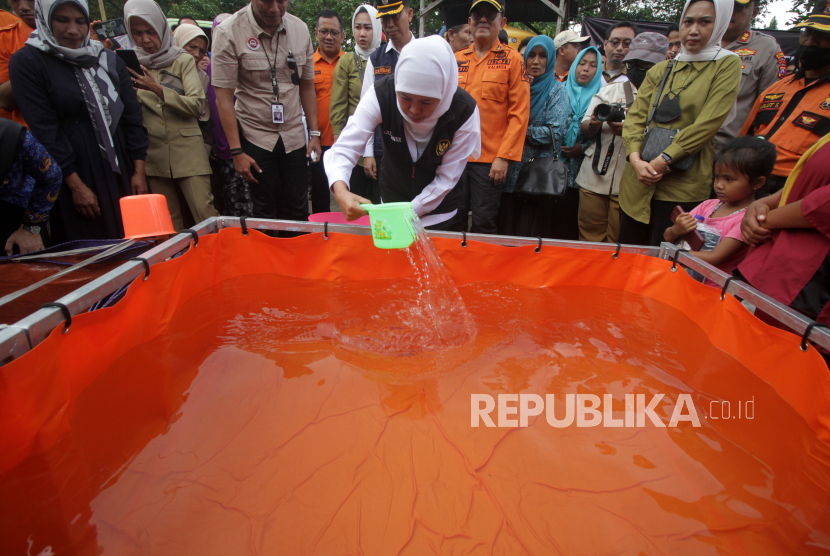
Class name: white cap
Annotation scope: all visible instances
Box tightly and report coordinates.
[553,29,590,50]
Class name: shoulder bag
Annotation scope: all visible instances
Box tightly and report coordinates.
[640,60,697,172]
[514,124,569,197]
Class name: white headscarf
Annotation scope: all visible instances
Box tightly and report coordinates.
[124,0,185,69]
[675,0,737,62]
[352,4,381,59]
[26,0,103,62]
[394,36,458,158]
[26,0,125,173]
[173,21,209,50]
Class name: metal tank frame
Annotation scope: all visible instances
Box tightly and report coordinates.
[1,216,827,365]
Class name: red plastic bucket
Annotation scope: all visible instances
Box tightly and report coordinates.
[120,194,176,239]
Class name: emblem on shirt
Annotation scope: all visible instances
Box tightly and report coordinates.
[793,111,826,130]
[457,60,469,72]
[375,66,392,74]
[734,48,756,57]
[820,97,830,110]
[383,130,402,142]
[246,36,260,50]
[739,31,751,42]
[436,139,451,156]
[776,52,787,79]
[494,50,507,59]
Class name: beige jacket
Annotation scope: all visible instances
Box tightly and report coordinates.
[136,52,211,178]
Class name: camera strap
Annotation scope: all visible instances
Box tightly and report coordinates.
[592,81,634,176]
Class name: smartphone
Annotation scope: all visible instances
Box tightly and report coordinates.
[670,205,704,251]
[93,18,127,40]
[116,49,144,76]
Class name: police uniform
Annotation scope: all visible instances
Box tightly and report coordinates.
[716,28,785,146]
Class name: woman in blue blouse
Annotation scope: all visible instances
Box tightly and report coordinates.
[498,35,570,238]
[0,118,62,255]
[557,46,603,240]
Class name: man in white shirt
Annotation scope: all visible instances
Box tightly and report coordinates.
[576,32,669,243]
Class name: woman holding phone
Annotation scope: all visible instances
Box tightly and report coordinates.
[9,0,148,243]
[124,0,217,231]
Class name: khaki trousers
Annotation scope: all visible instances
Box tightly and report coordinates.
[578,188,620,243]
[148,174,218,231]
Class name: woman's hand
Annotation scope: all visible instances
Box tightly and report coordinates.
[129,66,164,100]
[65,172,101,220]
[130,160,148,195]
[364,157,377,180]
[560,144,583,158]
[332,181,371,221]
[631,157,663,186]
[5,226,44,256]
[130,172,148,195]
[741,200,774,246]
[649,155,670,176]
[89,21,114,50]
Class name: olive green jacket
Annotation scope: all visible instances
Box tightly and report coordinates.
[619,55,741,224]
[329,50,368,167]
[136,52,211,179]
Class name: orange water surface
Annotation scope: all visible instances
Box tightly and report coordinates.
[2,271,830,555]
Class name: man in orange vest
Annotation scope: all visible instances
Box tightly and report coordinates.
[455,0,529,234]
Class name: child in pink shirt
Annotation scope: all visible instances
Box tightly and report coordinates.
[664,137,777,278]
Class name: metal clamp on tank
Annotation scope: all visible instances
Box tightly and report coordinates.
[129,257,151,281]
[40,302,71,335]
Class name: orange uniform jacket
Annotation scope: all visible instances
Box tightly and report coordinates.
[0,18,33,127]
[313,48,343,147]
[740,72,830,177]
[455,41,529,163]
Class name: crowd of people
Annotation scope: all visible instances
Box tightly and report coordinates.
[0,0,828,358]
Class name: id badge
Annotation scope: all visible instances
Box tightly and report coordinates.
[271,102,284,124]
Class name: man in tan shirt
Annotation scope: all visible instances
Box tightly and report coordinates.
[212,0,322,222]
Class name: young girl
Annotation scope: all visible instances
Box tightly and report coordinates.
[664,136,777,276]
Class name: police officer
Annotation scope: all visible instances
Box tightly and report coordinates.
[716,0,785,146]
[740,0,830,195]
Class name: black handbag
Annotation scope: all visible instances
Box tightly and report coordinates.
[514,124,568,197]
[641,60,697,172]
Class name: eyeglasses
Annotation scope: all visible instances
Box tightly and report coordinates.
[470,10,500,22]
[625,61,653,71]
[316,28,341,37]
[606,38,633,48]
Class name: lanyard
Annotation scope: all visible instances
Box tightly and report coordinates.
[262,32,281,103]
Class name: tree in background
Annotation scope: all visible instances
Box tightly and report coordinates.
[767,15,778,29]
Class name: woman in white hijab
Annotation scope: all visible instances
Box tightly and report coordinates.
[173,22,210,93]
[617,0,741,247]
[9,0,149,243]
[324,35,481,231]
[328,4,383,202]
[123,0,217,231]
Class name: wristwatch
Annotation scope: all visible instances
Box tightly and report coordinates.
[661,152,672,163]
[21,224,41,235]
[309,131,321,137]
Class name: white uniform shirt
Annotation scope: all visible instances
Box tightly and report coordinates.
[324,87,481,227]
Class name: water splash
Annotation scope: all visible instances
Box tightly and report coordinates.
[403,210,476,347]
[336,210,476,356]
